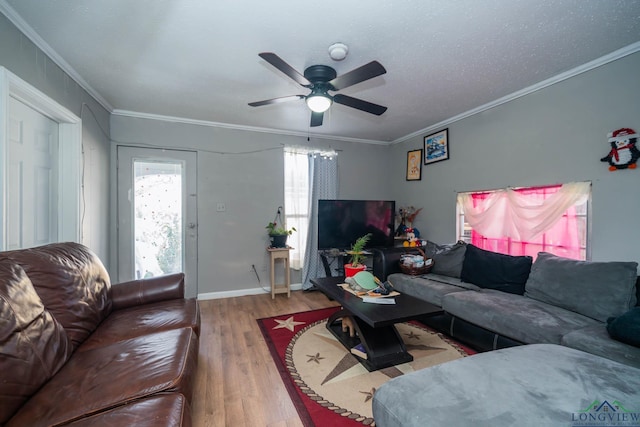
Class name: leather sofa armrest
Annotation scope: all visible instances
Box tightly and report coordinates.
[111,272,185,310]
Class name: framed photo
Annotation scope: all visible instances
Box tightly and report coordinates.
[406,149,422,181]
[424,128,449,165]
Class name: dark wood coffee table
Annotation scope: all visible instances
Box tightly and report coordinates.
[311,276,444,371]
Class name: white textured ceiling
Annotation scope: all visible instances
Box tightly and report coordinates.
[2,0,640,143]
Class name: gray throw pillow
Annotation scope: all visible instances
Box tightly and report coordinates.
[524,252,638,322]
[422,240,467,278]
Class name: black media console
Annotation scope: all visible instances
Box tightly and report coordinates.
[319,246,415,281]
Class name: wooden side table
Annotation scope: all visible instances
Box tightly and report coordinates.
[267,247,292,299]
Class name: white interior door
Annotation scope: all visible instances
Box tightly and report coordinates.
[6,96,59,249]
[117,146,198,298]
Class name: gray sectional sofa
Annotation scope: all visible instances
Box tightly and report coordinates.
[372,242,640,426]
[385,242,640,367]
[373,343,640,427]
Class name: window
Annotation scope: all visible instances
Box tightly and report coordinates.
[457,183,590,260]
[284,151,309,269]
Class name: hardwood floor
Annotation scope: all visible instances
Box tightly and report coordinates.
[191,289,340,427]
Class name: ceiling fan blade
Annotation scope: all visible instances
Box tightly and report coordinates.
[259,52,312,87]
[248,95,305,107]
[328,61,386,91]
[333,94,387,116]
[310,111,324,127]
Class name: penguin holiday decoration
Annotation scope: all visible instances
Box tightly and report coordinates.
[600,128,640,171]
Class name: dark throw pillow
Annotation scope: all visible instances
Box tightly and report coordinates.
[460,244,533,295]
[422,240,467,278]
[607,307,640,347]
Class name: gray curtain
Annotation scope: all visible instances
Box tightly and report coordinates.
[302,154,338,289]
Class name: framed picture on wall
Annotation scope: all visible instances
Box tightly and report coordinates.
[406,149,422,181]
[424,128,449,164]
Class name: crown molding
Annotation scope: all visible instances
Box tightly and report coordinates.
[111,109,389,145]
[392,41,640,145]
[0,1,113,112]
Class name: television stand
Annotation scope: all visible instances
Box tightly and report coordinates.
[318,249,374,277]
[319,250,347,277]
[320,247,413,281]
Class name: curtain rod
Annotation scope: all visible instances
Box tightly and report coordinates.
[455,181,591,195]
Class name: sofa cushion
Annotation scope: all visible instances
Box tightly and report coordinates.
[606,307,640,347]
[63,393,192,427]
[79,298,200,351]
[387,273,473,307]
[6,328,199,427]
[0,242,112,350]
[373,344,640,427]
[419,273,481,291]
[562,324,640,368]
[0,260,72,424]
[460,244,532,295]
[442,289,600,344]
[524,252,638,322]
[422,240,466,278]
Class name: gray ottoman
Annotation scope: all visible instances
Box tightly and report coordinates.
[373,344,640,427]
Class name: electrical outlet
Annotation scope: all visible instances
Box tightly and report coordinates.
[216,202,225,212]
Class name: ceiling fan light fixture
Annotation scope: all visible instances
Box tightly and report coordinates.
[306,93,332,113]
[250,52,387,126]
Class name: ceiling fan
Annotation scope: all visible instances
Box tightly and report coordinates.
[249,52,388,127]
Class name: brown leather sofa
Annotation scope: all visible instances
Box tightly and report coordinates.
[0,242,200,427]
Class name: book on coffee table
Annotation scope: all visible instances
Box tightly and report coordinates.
[362,296,396,304]
[350,343,368,359]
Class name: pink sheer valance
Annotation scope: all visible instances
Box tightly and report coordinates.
[457,182,590,260]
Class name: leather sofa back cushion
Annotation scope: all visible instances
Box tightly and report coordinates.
[525,252,638,322]
[0,259,72,424]
[422,240,467,278]
[0,242,112,350]
[460,244,532,295]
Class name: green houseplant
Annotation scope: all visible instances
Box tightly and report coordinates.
[344,233,371,277]
[265,222,296,236]
[266,206,296,248]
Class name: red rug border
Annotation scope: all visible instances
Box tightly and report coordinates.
[257,306,341,427]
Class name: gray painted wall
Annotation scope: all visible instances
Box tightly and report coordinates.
[0,16,111,264]
[391,52,640,268]
[6,11,637,293]
[109,116,393,294]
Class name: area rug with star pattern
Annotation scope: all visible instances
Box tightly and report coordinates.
[257,306,475,427]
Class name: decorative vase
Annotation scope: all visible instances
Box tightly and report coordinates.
[344,263,366,278]
[270,234,288,248]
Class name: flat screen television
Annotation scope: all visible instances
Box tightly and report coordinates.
[318,199,396,250]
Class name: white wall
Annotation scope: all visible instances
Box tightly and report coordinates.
[391,51,640,268]
[0,15,111,264]
[109,116,393,294]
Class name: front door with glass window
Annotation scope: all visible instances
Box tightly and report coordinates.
[117,147,198,297]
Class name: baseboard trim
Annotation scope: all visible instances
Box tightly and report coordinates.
[198,283,303,300]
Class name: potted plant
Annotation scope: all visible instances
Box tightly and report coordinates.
[344,233,372,277]
[266,221,296,248]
